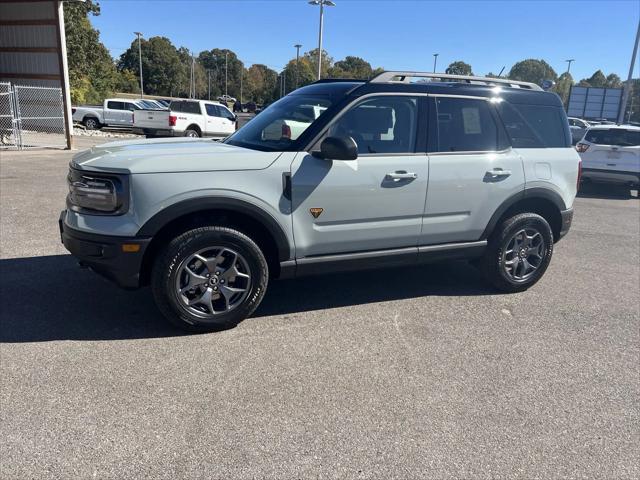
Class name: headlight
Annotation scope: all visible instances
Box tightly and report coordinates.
[67,168,129,215]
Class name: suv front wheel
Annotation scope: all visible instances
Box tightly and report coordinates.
[480,213,554,293]
[151,226,269,332]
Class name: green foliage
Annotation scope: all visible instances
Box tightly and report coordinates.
[244,64,278,104]
[445,61,473,76]
[198,49,244,100]
[64,0,118,104]
[329,56,376,79]
[508,59,557,86]
[553,72,574,106]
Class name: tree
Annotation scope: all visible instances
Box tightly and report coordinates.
[282,56,316,93]
[304,48,333,79]
[445,61,473,76]
[605,73,622,88]
[118,37,188,97]
[580,70,607,88]
[329,56,376,79]
[64,0,118,104]
[553,72,574,106]
[244,64,278,104]
[508,59,557,86]
[198,49,245,100]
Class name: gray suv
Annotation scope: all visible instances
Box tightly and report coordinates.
[60,72,579,332]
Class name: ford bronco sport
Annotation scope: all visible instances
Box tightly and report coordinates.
[60,71,579,332]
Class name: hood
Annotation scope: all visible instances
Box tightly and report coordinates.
[71,137,281,174]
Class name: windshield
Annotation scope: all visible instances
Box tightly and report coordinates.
[225,95,332,151]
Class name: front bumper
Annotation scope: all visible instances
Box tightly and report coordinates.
[558,207,574,241]
[59,211,151,289]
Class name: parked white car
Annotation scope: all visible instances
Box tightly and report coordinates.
[217,94,236,104]
[576,125,640,185]
[132,99,237,138]
[72,98,146,130]
[567,117,590,145]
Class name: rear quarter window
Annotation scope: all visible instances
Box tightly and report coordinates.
[497,102,570,148]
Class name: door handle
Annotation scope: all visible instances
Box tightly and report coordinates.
[486,168,512,178]
[386,171,417,180]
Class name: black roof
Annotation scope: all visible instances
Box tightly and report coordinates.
[292,79,563,107]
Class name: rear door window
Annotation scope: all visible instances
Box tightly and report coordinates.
[584,129,640,146]
[433,97,499,152]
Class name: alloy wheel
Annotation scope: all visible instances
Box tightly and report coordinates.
[501,228,545,282]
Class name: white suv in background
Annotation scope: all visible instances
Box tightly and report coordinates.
[576,125,640,186]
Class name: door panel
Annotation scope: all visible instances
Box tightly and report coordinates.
[421,150,524,244]
[291,153,428,257]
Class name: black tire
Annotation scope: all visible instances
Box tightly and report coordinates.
[83,117,100,130]
[151,226,269,332]
[479,213,554,293]
[183,128,200,138]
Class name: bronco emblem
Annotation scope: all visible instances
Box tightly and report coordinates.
[309,208,323,219]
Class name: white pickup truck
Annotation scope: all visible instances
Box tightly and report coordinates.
[132,99,237,138]
[72,98,149,130]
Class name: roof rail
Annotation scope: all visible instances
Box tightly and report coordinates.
[311,78,364,84]
[369,71,543,91]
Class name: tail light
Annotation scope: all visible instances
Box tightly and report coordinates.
[575,142,590,153]
[281,123,291,139]
[169,115,177,127]
[577,158,582,189]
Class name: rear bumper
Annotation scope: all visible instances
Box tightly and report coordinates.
[132,127,176,137]
[581,168,640,185]
[59,211,151,289]
[558,208,574,241]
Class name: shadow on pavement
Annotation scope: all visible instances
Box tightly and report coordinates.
[0,254,492,343]
[578,182,638,200]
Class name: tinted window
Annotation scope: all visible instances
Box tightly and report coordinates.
[205,104,220,117]
[584,129,640,146]
[107,101,125,110]
[434,97,498,152]
[125,102,140,111]
[327,96,418,154]
[498,102,568,148]
[170,101,201,114]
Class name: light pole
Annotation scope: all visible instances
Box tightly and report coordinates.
[239,60,243,105]
[225,51,229,99]
[432,53,439,73]
[565,59,575,74]
[618,18,640,125]
[308,0,335,80]
[134,32,143,97]
[294,44,302,88]
[207,69,212,100]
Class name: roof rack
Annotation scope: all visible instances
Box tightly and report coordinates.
[369,71,543,91]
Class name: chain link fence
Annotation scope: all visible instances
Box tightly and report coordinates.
[0,83,67,150]
[0,82,18,149]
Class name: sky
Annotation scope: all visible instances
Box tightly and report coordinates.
[92,0,640,81]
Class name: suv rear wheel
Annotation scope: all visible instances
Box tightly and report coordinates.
[480,213,554,293]
[151,226,268,332]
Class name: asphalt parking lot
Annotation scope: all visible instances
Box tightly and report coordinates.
[1,139,639,479]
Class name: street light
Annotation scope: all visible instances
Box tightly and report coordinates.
[134,32,143,97]
[294,44,302,88]
[225,51,229,99]
[308,0,335,80]
[565,59,575,74]
[432,53,439,73]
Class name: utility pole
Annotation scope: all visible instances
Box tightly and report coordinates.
[565,59,575,74]
[134,32,143,97]
[618,19,640,125]
[433,53,439,73]
[207,69,211,100]
[309,0,335,80]
[239,61,243,105]
[225,52,229,99]
[294,44,302,88]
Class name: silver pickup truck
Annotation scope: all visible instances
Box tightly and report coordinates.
[72,98,155,130]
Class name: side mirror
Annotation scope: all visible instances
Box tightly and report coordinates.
[315,136,358,160]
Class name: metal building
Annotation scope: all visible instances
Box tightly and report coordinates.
[0,0,73,148]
